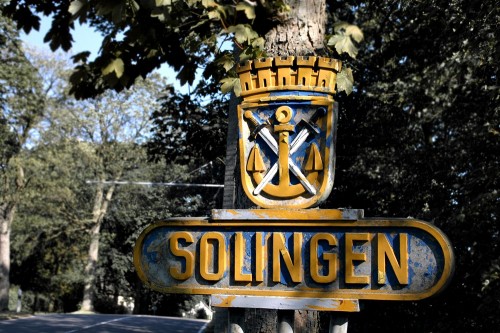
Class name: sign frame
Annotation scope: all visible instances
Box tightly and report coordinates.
[133,215,454,302]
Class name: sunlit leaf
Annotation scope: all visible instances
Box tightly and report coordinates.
[227,24,258,44]
[102,58,125,78]
[155,0,172,6]
[68,0,85,16]
[207,9,220,20]
[220,77,240,96]
[236,3,256,20]
[336,67,354,95]
[328,34,358,58]
[346,25,364,43]
[202,0,217,7]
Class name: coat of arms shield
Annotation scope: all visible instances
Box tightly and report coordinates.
[236,57,341,208]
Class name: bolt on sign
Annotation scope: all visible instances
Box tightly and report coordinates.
[134,212,454,302]
[237,57,341,209]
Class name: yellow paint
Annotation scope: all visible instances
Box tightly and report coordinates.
[237,56,342,98]
[255,232,265,282]
[219,295,237,307]
[306,299,359,312]
[199,232,227,281]
[345,233,370,284]
[169,232,195,280]
[272,232,303,283]
[305,144,323,171]
[377,233,409,285]
[275,106,293,123]
[234,232,252,282]
[247,144,266,172]
[211,209,349,221]
[310,233,338,283]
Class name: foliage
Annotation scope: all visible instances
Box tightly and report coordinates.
[2,0,362,98]
[0,14,44,178]
[324,0,499,331]
[0,8,45,311]
[5,44,221,314]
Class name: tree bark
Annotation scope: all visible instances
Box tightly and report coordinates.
[80,179,117,312]
[263,0,327,56]
[0,163,26,311]
[0,203,15,311]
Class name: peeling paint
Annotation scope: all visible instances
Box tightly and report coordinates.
[134,217,454,302]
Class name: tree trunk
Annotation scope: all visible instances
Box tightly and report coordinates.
[80,180,117,312]
[221,1,326,331]
[263,0,327,57]
[0,203,15,311]
[0,164,25,311]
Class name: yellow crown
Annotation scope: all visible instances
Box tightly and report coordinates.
[237,56,342,99]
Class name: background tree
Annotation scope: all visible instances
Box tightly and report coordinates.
[10,139,95,312]
[0,12,45,310]
[46,69,168,312]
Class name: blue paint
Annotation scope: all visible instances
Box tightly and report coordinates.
[269,90,330,98]
[139,224,447,293]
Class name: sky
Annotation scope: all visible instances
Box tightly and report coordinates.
[20,16,195,94]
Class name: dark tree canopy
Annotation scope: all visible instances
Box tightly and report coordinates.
[326,0,499,331]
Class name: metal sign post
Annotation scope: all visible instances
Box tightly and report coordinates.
[133,56,454,332]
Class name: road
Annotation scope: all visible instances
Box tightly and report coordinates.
[0,314,208,333]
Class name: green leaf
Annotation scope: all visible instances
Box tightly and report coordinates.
[328,34,358,58]
[202,0,217,7]
[227,24,257,44]
[345,25,364,43]
[336,67,354,95]
[220,77,241,96]
[236,3,256,20]
[130,1,140,11]
[155,0,172,6]
[207,9,220,20]
[102,58,125,78]
[333,21,350,34]
[251,37,265,50]
[222,60,234,72]
[112,3,125,24]
[68,0,86,17]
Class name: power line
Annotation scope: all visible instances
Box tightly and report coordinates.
[85,180,223,188]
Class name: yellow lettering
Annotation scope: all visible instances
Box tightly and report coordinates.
[255,232,265,282]
[234,232,252,282]
[169,232,194,280]
[310,233,338,283]
[345,233,370,284]
[200,232,227,281]
[377,233,409,285]
[273,232,303,283]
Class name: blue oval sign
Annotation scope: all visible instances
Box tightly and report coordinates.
[134,217,454,301]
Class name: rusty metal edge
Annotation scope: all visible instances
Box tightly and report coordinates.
[210,295,360,312]
[210,209,364,221]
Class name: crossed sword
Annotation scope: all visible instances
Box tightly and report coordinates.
[244,107,326,196]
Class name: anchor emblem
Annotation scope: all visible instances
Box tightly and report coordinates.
[245,106,325,199]
[235,56,341,208]
[238,99,336,209]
